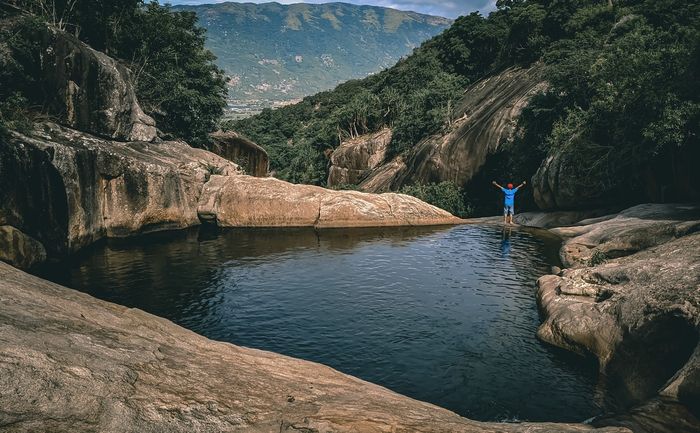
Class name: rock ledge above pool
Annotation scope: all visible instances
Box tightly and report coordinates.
[0,122,461,269]
[0,262,626,433]
[198,175,462,228]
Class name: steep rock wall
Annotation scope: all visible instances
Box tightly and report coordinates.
[360,66,546,192]
[207,130,269,177]
[31,25,157,142]
[532,138,700,210]
[327,127,391,187]
[3,123,239,259]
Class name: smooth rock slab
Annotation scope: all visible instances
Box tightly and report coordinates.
[198,175,464,228]
[0,262,626,433]
[551,203,700,267]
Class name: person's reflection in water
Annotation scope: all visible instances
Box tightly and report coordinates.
[501,226,512,257]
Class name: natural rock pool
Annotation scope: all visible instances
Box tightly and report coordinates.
[39,225,601,423]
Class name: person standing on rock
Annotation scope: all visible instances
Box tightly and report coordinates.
[492,180,526,225]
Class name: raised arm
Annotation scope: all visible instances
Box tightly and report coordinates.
[516,180,527,189]
[492,181,503,189]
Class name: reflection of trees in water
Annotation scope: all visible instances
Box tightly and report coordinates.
[43,225,453,326]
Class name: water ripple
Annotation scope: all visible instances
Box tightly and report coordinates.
[40,225,599,423]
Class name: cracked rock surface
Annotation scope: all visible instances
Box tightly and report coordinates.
[551,203,700,267]
[535,204,700,430]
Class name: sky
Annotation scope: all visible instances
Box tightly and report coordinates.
[165,0,497,19]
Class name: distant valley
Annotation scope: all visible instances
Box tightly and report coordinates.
[174,2,451,118]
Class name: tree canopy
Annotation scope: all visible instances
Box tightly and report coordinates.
[229,0,699,214]
[1,0,226,145]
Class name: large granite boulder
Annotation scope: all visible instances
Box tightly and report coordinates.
[2,122,239,260]
[359,66,546,192]
[6,22,157,141]
[534,203,700,431]
[327,128,391,187]
[531,141,599,211]
[198,174,462,228]
[207,130,269,177]
[0,261,627,433]
[536,232,700,424]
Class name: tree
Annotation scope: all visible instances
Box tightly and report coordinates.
[114,2,227,146]
[5,0,142,52]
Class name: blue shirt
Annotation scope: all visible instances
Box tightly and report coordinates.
[501,187,519,206]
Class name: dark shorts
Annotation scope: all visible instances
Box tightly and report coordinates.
[504,205,515,216]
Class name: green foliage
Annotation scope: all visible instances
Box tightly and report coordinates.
[437,12,507,77]
[400,182,472,218]
[390,72,464,156]
[329,183,362,191]
[538,0,700,197]
[114,2,227,146]
[0,16,46,135]
[4,0,142,52]
[587,250,608,267]
[0,93,32,136]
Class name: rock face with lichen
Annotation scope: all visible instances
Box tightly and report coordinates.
[34,25,157,142]
[358,66,546,192]
[534,204,700,431]
[207,130,269,177]
[0,261,627,433]
[327,127,391,187]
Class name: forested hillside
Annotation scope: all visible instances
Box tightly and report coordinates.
[230,0,699,214]
[174,2,451,102]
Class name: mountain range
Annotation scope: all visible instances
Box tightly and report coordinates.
[174,2,451,106]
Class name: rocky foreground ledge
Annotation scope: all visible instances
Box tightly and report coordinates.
[533,204,700,431]
[0,262,625,433]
